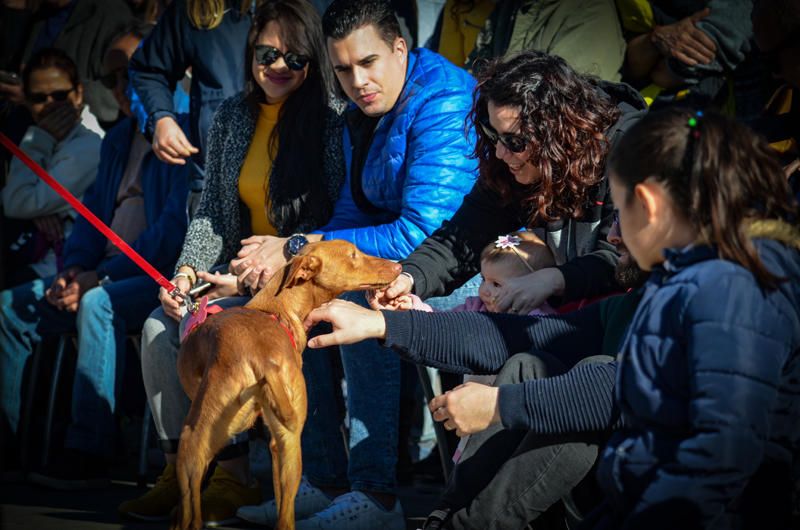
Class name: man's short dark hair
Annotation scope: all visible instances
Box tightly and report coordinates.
[322,0,401,46]
[22,48,80,96]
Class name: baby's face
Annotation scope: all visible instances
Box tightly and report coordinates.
[478,259,527,312]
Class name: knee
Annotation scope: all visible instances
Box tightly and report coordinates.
[77,287,110,316]
[495,351,566,385]
[141,310,178,368]
[575,355,614,367]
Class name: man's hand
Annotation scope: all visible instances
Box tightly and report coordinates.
[0,80,24,104]
[304,299,387,348]
[58,270,99,312]
[159,274,192,322]
[650,8,717,66]
[196,269,238,300]
[492,267,565,314]
[37,101,80,141]
[368,272,413,310]
[45,266,82,307]
[32,214,64,243]
[429,382,501,437]
[152,116,198,165]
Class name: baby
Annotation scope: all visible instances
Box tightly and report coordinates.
[396,230,557,315]
[395,231,557,462]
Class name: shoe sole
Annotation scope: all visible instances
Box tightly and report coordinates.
[204,516,240,527]
[28,472,109,491]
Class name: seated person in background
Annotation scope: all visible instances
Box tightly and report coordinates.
[2,48,102,287]
[303,211,650,530]
[229,1,479,528]
[120,1,346,524]
[465,0,626,82]
[750,0,800,199]
[0,22,191,488]
[619,0,760,115]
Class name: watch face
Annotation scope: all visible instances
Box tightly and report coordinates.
[288,235,308,255]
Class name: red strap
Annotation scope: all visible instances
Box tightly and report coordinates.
[269,313,297,350]
[0,132,177,293]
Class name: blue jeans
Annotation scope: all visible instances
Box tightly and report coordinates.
[302,276,480,494]
[0,274,159,455]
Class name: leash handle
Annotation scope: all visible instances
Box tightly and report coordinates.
[0,131,187,302]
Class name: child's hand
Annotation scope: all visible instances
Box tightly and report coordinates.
[388,294,415,311]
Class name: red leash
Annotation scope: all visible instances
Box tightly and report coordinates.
[0,131,184,301]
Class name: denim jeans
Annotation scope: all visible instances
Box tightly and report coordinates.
[0,274,159,456]
[303,276,481,494]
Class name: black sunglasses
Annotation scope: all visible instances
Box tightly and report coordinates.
[254,44,309,71]
[478,119,529,154]
[100,68,129,90]
[27,87,75,104]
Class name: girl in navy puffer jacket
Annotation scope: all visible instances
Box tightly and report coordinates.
[592,108,800,529]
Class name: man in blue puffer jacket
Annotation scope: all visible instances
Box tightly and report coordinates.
[232,1,478,529]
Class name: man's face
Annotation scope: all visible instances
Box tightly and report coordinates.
[607,210,648,289]
[327,24,407,117]
[102,33,141,117]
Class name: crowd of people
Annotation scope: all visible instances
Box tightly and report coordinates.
[0,0,798,529]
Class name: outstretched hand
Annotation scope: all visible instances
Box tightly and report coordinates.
[367,272,413,310]
[429,382,501,437]
[304,299,387,348]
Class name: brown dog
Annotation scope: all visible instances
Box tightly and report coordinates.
[172,240,401,530]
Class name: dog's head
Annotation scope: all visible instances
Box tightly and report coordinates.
[278,240,401,297]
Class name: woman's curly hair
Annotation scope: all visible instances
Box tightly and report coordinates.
[470,50,621,224]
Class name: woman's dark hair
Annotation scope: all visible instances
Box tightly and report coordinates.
[471,50,620,224]
[608,107,798,290]
[322,0,401,46]
[244,0,337,232]
[22,48,80,97]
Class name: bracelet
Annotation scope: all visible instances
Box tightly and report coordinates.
[173,272,195,287]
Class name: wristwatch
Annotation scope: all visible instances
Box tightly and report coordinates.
[285,233,309,258]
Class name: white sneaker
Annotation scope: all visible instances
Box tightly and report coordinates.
[236,476,332,526]
[296,491,405,530]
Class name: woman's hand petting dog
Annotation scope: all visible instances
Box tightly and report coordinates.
[429,382,501,437]
[304,299,387,348]
[367,272,413,310]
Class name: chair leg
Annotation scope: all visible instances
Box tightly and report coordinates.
[41,335,69,468]
[18,341,44,472]
[137,402,152,488]
[416,364,453,481]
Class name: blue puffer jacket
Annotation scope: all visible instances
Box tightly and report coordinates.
[597,222,800,529]
[315,48,478,259]
[63,116,191,280]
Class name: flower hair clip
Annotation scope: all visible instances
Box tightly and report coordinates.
[494,234,535,272]
[495,234,522,249]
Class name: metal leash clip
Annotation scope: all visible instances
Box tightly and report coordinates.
[170,287,198,314]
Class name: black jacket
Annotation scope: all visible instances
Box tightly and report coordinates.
[401,81,647,303]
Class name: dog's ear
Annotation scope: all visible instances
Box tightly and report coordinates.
[285,254,321,288]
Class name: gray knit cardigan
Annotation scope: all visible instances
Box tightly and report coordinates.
[175,92,345,274]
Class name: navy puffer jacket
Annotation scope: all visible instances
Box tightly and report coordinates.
[596,221,800,529]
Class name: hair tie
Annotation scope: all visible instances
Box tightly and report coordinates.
[494,235,536,273]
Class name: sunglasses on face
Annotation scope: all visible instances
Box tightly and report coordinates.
[27,87,75,104]
[100,68,129,90]
[254,44,309,71]
[478,119,529,154]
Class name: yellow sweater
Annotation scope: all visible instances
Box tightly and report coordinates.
[238,101,282,235]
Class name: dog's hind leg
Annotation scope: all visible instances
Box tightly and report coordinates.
[264,364,308,530]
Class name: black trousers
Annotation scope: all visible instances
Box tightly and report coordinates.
[441,352,613,530]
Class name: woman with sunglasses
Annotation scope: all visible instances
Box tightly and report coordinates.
[119,0,344,524]
[1,48,102,286]
[372,50,647,316]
